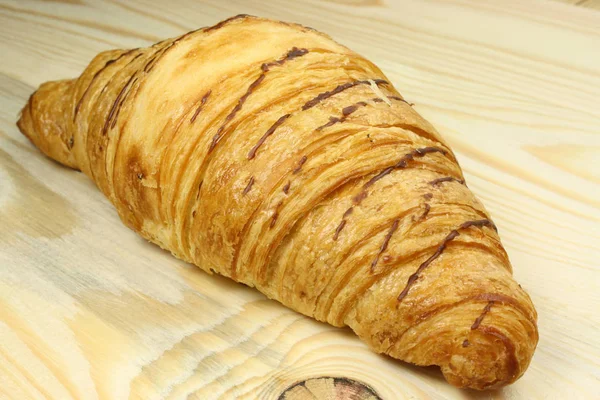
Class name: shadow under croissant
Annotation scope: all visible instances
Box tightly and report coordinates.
[85,228,510,399]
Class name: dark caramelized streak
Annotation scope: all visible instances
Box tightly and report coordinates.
[73,48,138,121]
[293,155,307,174]
[242,176,255,195]
[316,116,341,131]
[352,190,370,205]
[248,113,291,159]
[96,52,143,136]
[111,77,138,129]
[261,47,309,71]
[270,212,278,228]
[146,40,180,73]
[333,219,347,240]
[462,339,470,347]
[459,219,495,230]
[471,301,494,330]
[145,45,176,73]
[302,79,388,111]
[415,146,447,156]
[229,75,265,121]
[423,193,433,200]
[334,207,355,240]
[316,97,404,131]
[143,53,159,73]
[143,40,173,73]
[97,52,142,94]
[395,292,533,345]
[397,219,494,301]
[190,90,212,123]
[282,181,291,194]
[145,27,204,73]
[270,201,283,228]
[316,99,373,131]
[249,92,375,158]
[420,203,431,220]
[196,181,203,200]
[341,103,360,115]
[362,166,394,191]
[74,58,116,119]
[236,138,411,282]
[344,100,370,116]
[322,204,443,324]
[103,74,137,135]
[371,219,400,271]
[211,47,309,153]
[364,147,447,190]
[342,102,364,116]
[205,14,251,32]
[286,47,308,59]
[209,74,265,152]
[429,176,465,186]
[348,147,446,209]
[397,230,459,302]
[388,95,414,106]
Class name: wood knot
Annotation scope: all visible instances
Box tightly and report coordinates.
[278,377,381,399]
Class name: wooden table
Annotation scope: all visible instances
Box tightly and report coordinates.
[1,0,599,399]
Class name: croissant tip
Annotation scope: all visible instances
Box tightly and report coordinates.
[16,95,35,145]
[441,327,525,390]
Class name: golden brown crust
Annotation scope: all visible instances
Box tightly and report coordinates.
[16,14,538,390]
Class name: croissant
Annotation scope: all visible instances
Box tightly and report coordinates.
[17,15,538,390]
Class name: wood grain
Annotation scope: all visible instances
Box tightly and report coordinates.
[1,0,599,399]
[553,0,600,10]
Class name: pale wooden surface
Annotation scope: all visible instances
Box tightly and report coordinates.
[1,0,599,399]
[554,0,600,10]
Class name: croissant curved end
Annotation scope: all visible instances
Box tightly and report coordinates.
[18,80,78,169]
[441,326,526,390]
[386,302,537,390]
